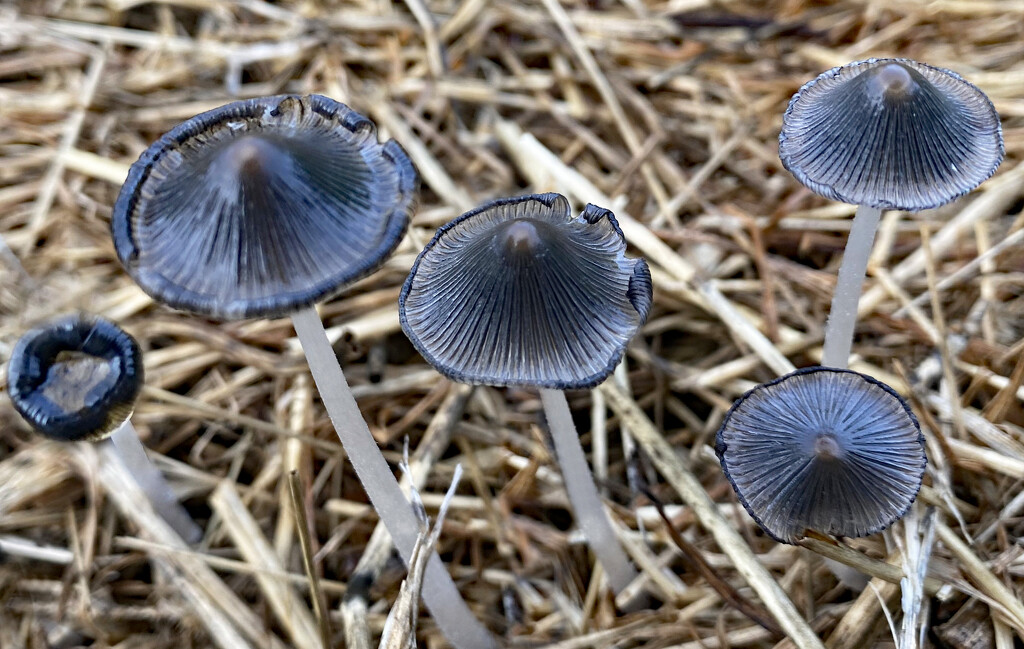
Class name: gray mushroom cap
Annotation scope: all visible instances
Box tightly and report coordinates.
[779,58,1003,211]
[112,94,416,320]
[715,367,926,544]
[399,193,652,389]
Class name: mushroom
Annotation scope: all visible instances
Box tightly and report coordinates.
[7,314,201,542]
[779,58,1003,369]
[715,367,926,544]
[111,94,494,649]
[400,192,652,593]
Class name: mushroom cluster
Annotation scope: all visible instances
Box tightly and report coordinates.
[5,51,1005,647]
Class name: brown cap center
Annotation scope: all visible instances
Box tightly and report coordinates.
[41,352,112,413]
[813,433,844,461]
[221,136,281,177]
[869,63,919,101]
[500,220,544,256]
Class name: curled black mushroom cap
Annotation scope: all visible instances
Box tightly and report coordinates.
[8,315,143,442]
[112,94,416,320]
[399,193,652,389]
[715,367,926,544]
[779,58,1004,211]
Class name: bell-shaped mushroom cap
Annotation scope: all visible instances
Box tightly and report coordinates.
[112,94,416,320]
[399,193,652,389]
[715,367,926,544]
[779,58,1004,211]
[7,315,144,442]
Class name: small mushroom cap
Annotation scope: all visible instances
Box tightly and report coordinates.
[399,193,652,389]
[779,58,1004,211]
[7,315,143,442]
[715,367,926,544]
[112,94,416,320]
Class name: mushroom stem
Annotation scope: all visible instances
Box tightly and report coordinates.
[290,306,496,649]
[821,205,884,369]
[539,388,639,594]
[107,421,202,543]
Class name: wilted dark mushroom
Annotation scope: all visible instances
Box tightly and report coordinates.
[779,59,1003,368]
[715,366,926,543]
[8,314,200,542]
[401,192,652,593]
[111,94,493,649]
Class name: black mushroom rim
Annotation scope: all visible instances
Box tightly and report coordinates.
[112,94,417,320]
[399,193,652,389]
[8,315,144,442]
[715,367,926,544]
[779,58,1004,211]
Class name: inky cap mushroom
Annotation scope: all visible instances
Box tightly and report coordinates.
[400,193,652,389]
[779,58,1004,211]
[715,367,926,544]
[8,314,143,442]
[112,94,416,320]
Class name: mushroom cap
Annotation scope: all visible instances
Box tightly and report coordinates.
[7,315,144,442]
[112,94,416,320]
[779,58,1004,211]
[399,193,652,389]
[715,367,926,544]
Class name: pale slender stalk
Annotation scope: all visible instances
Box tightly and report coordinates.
[107,421,202,543]
[290,306,496,649]
[821,205,884,369]
[539,388,638,593]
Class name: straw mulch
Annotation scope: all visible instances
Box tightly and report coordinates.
[2,1,1024,647]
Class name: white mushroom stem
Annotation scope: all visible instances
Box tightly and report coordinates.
[821,204,884,369]
[290,306,496,649]
[107,420,202,543]
[539,388,639,593]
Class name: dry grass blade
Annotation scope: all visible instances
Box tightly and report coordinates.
[936,520,1024,634]
[379,465,464,649]
[210,481,322,649]
[289,470,332,649]
[642,487,783,636]
[0,444,73,515]
[95,445,268,649]
[897,507,936,648]
[825,574,899,649]
[21,48,105,253]
[795,535,945,597]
